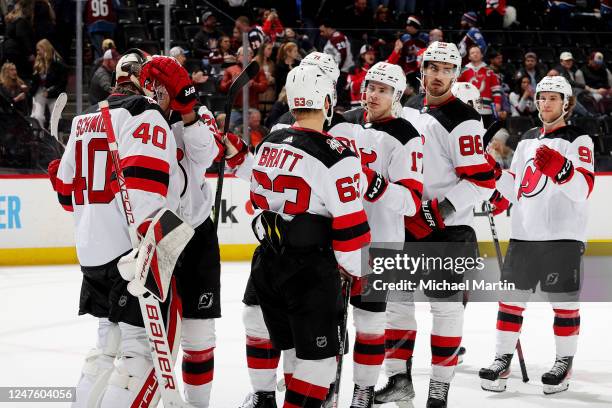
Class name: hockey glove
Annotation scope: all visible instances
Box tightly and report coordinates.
[404,198,446,240]
[47,159,60,191]
[534,145,574,184]
[485,152,502,180]
[362,166,388,202]
[489,190,510,216]
[140,56,196,114]
[224,132,248,168]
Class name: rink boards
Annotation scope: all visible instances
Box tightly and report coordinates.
[1,173,611,265]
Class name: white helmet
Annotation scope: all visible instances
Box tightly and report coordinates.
[363,62,407,117]
[286,65,335,125]
[452,82,482,112]
[535,75,573,125]
[421,41,462,78]
[301,51,340,82]
[115,48,151,93]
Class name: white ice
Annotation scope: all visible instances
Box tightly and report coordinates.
[0,262,611,407]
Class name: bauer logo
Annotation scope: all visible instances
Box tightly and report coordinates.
[0,196,21,230]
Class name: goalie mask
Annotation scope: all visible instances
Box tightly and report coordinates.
[452,81,483,112]
[362,61,407,117]
[115,48,151,95]
[535,75,573,126]
[285,65,335,125]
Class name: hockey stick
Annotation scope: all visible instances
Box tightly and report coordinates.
[482,120,503,149]
[50,92,67,145]
[330,277,352,408]
[483,201,529,383]
[98,100,192,408]
[213,60,260,231]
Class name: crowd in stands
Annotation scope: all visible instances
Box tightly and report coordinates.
[1,0,611,171]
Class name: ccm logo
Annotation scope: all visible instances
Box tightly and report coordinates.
[146,305,176,390]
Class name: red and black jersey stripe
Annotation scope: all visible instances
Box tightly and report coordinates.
[331,210,371,252]
[56,179,74,212]
[385,329,416,360]
[455,163,496,189]
[285,378,329,408]
[431,335,462,367]
[353,333,385,365]
[553,309,580,337]
[182,348,214,386]
[112,155,170,197]
[245,336,281,369]
[576,167,595,197]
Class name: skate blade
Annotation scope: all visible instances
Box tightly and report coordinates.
[543,381,569,395]
[480,378,507,392]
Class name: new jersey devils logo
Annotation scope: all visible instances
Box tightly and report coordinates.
[518,158,547,199]
[359,148,378,167]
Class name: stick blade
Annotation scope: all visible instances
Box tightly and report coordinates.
[50,92,68,140]
[228,60,260,96]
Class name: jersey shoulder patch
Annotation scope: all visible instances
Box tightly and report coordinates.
[365,117,421,145]
[425,98,481,133]
[259,127,357,168]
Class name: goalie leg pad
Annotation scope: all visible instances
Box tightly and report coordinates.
[73,319,120,408]
[135,209,195,301]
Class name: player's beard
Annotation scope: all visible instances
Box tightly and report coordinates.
[426,77,452,98]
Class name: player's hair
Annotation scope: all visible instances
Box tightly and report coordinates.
[291,108,320,119]
[113,81,142,96]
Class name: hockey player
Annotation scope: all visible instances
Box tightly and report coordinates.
[249,64,371,408]
[47,49,190,407]
[238,51,342,408]
[137,55,247,407]
[327,61,424,407]
[376,41,495,408]
[479,76,594,395]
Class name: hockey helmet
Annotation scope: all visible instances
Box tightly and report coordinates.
[286,65,335,125]
[421,41,462,78]
[535,76,573,125]
[301,51,340,82]
[115,48,151,93]
[452,82,482,111]
[363,62,407,117]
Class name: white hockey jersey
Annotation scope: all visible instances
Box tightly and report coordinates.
[330,109,424,243]
[496,125,595,242]
[416,97,495,227]
[55,94,180,267]
[250,126,371,277]
[170,106,221,228]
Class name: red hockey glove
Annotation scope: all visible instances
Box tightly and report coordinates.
[141,56,196,114]
[485,152,502,180]
[48,159,60,191]
[404,198,446,240]
[224,132,248,168]
[534,145,574,184]
[489,190,510,216]
[362,166,388,202]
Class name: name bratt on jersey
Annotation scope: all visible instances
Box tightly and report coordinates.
[257,146,303,171]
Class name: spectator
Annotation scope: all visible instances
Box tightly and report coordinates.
[255,42,276,112]
[274,42,300,96]
[509,75,537,117]
[245,108,269,148]
[193,66,216,99]
[0,62,30,116]
[575,51,612,103]
[484,0,506,29]
[515,51,546,90]
[555,51,583,90]
[487,48,513,117]
[265,87,288,128]
[369,0,416,14]
[387,15,429,90]
[262,9,284,45]
[33,0,56,45]
[341,0,374,57]
[429,28,444,43]
[372,5,396,45]
[170,46,189,67]
[319,20,354,74]
[458,45,503,126]
[88,48,119,106]
[347,45,376,107]
[488,128,514,169]
[235,15,265,52]
[84,0,119,60]
[193,12,224,61]
[30,39,67,128]
[230,26,242,53]
[219,46,267,126]
[546,0,575,30]
[1,1,35,80]
[209,35,237,76]
[458,11,487,65]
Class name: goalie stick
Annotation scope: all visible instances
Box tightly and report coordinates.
[50,92,67,146]
[98,100,193,408]
[213,60,260,231]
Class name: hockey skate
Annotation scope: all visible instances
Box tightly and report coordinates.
[426,379,449,408]
[479,354,513,392]
[350,384,374,408]
[238,391,277,408]
[373,358,415,407]
[542,356,573,395]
